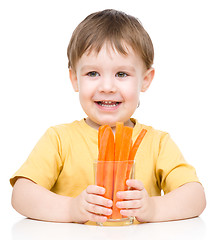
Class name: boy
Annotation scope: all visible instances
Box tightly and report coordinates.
[10,9,206,224]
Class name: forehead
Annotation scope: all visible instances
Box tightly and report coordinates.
[78,42,144,68]
[87,41,130,56]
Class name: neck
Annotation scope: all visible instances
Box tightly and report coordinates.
[85,118,135,133]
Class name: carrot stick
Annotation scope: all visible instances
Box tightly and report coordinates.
[129,129,147,160]
[125,129,147,183]
[124,139,133,191]
[97,124,146,220]
[113,122,124,200]
[103,126,115,201]
[111,123,124,219]
[119,126,133,161]
[112,126,133,219]
[101,127,115,219]
[115,122,124,161]
[98,125,109,154]
[98,127,110,161]
[96,126,110,187]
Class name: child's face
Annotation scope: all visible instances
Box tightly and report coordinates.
[69,43,154,129]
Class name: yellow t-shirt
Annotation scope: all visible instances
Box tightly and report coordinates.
[10,118,199,197]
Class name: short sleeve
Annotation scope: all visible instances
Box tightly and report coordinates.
[10,127,63,189]
[156,134,200,194]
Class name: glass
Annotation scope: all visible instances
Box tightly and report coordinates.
[94,160,135,226]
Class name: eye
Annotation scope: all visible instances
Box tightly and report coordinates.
[87,71,100,77]
[115,72,128,78]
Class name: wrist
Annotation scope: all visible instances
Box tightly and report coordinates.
[146,196,160,222]
[145,196,157,223]
[69,196,88,224]
[136,196,162,223]
[146,195,174,222]
[135,196,156,223]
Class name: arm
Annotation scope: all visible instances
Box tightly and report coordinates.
[116,180,206,222]
[11,178,112,223]
[150,181,206,222]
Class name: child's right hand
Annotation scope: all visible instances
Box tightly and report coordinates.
[71,185,113,223]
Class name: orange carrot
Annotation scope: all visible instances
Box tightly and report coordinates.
[98,126,110,161]
[111,123,124,219]
[101,127,115,219]
[125,129,147,182]
[113,122,124,203]
[98,125,109,153]
[129,129,147,160]
[124,139,133,191]
[115,122,124,161]
[97,124,146,220]
[97,126,110,187]
[112,126,133,219]
[103,126,115,201]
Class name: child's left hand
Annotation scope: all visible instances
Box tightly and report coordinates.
[116,179,153,222]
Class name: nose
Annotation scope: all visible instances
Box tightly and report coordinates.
[98,76,117,93]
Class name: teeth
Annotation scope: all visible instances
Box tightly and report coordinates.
[97,101,119,107]
[104,101,114,104]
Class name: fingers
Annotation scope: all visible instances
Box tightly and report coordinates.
[116,197,143,218]
[85,202,112,216]
[117,190,142,200]
[85,185,113,207]
[85,212,108,223]
[114,180,150,220]
[116,199,142,209]
[81,182,148,223]
[116,179,147,201]
[126,179,145,191]
[86,193,113,207]
[81,185,113,222]
[86,185,105,195]
[120,209,139,217]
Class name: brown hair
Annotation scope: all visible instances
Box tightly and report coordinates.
[67,9,154,71]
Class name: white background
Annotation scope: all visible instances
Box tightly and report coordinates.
[1,0,219,239]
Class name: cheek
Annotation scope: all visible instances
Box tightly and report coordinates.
[121,83,140,102]
[78,80,95,98]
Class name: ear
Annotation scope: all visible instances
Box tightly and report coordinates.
[141,68,155,92]
[69,68,79,92]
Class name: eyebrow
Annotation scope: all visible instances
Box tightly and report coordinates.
[116,66,136,72]
[80,65,136,73]
[80,65,99,72]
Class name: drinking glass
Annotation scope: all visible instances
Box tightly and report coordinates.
[94,160,135,226]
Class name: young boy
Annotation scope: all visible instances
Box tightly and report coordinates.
[10,9,206,224]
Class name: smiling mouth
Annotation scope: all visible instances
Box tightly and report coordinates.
[95,101,120,107]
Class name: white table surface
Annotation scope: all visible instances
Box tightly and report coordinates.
[2,181,219,240]
[2,210,218,240]
[11,217,206,240]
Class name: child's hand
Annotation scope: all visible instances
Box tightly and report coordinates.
[116,179,153,223]
[72,185,113,223]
